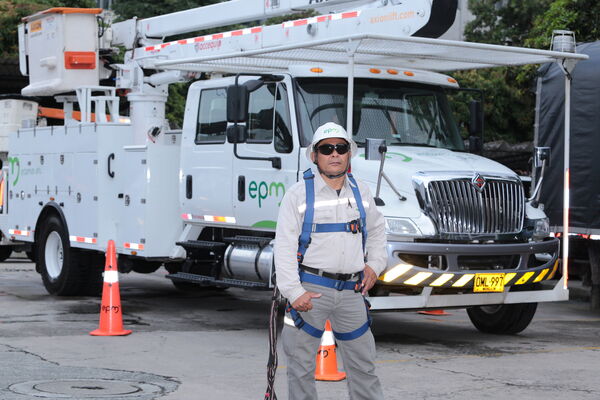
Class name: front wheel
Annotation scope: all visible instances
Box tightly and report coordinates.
[37,215,83,296]
[467,302,538,335]
[0,246,13,262]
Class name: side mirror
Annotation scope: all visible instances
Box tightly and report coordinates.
[534,146,551,168]
[227,84,249,123]
[468,100,483,137]
[226,79,264,124]
[226,125,247,144]
[365,138,386,161]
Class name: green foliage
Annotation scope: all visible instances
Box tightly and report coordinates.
[526,0,600,48]
[457,0,600,143]
[0,0,95,56]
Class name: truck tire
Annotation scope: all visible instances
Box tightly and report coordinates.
[466,302,538,335]
[37,215,84,296]
[0,246,13,262]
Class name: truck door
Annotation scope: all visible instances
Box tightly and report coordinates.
[181,85,235,225]
[233,81,299,230]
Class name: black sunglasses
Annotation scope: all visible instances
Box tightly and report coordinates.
[315,143,350,155]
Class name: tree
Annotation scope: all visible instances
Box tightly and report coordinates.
[526,0,600,48]
[457,0,600,143]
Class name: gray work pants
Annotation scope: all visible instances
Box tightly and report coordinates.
[282,282,384,400]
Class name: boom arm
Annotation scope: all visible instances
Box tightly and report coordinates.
[112,0,398,48]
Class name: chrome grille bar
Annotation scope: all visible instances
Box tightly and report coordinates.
[426,177,524,235]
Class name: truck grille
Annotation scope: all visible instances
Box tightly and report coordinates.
[427,178,524,234]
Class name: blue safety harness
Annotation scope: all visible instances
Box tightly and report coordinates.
[288,169,372,341]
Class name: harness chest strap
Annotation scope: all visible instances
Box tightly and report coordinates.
[289,168,371,341]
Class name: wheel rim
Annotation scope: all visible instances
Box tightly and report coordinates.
[45,231,64,280]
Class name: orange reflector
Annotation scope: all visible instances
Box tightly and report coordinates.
[131,251,138,256]
[403,71,414,76]
[369,68,381,74]
[64,51,96,70]
[310,68,324,73]
[387,69,398,75]
[49,197,55,201]
[447,77,457,83]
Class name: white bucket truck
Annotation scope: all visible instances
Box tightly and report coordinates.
[2,0,586,333]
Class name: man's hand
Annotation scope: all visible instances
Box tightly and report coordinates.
[360,264,378,295]
[292,291,322,312]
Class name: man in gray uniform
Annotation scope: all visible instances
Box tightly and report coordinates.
[274,122,386,400]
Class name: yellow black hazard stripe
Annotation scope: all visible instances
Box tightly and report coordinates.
[379,259,559,289]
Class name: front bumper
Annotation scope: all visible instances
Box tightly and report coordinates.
[379,238,560,290]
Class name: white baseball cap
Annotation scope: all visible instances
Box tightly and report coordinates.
[305,122,358,162]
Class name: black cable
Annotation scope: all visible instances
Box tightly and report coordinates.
[264,286,282,400]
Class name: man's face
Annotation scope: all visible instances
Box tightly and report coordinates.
[312,137,351,177]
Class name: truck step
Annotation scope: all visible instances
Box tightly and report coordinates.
[166,272,269,289]
[176,240,227,251]
[223,235,273,246]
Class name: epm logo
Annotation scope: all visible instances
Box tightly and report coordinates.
[249,180,285,208]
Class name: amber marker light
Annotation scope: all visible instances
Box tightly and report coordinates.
[131,251,138,256]
[49,197,55,201]
[369,68,381,74]
[403,71,414,76]
[310,67,324,73]
[447,77,457,83]
[387,69,399,75]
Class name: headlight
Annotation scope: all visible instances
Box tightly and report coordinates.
[385,217,421,236]
[533,217,550,240]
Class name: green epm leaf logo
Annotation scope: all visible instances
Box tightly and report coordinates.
[8,157,20,185]
[249,180,286,208]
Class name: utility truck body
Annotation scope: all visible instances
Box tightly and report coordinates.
[0,0,587,333]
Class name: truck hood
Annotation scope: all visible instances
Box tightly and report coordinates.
[350,146,518,219]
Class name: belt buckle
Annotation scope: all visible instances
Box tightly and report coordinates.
[333,279,345,291]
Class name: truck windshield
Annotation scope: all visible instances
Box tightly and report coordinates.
[295,78,464,151]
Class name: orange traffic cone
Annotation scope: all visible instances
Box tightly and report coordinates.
[418,309,451,316]
[315,320,346,381]
[90,240,132,336]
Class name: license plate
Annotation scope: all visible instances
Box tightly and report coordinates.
[473,273,505,293]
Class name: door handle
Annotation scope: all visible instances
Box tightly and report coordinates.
[186,175,193,199]
[238,176,245,201]
[107,153,115,178]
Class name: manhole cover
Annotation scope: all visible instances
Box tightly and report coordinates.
[9,379,165,398]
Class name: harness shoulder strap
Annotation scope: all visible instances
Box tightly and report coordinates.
[297,169,315,263]
[347,173,368,256]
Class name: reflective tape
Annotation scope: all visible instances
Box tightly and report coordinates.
[321,328,335,346]
[533,268,549,283]
[548,260,560,279]
[9,229,30,237]
[124,242,145,250]
[452,274,474,287]
[181,213,236,224]
[515,271,535,285]
[429,273,454,287]
[103,270,119,283]
[382,264,412,283]
[283,315,295,327]
[503,273,517,285]
[69,235,97,244]
[145,26,263,52]
[297,198,369,213]
[282,10,360,28]
[404,272,433,286]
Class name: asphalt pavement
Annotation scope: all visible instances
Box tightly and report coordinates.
[1,254,600,399]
